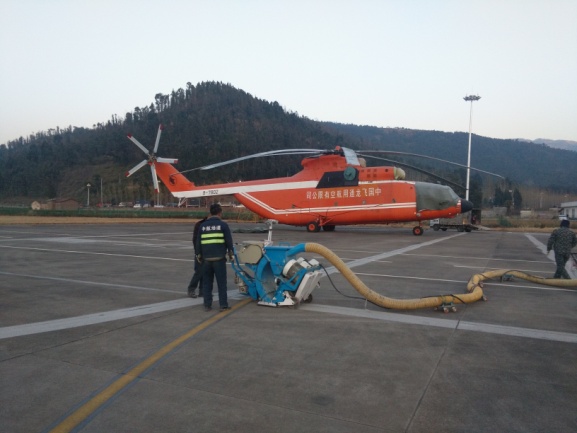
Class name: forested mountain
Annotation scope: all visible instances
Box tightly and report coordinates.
[531,138,577,152]
[321,123,577,192]
[1,81,576,206]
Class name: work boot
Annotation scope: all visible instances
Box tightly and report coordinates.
[188,288,197,298]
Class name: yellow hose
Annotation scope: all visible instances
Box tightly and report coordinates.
[304,242,577,311]
[466,269,577,291]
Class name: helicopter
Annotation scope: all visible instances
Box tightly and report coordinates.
[126,125,475,235]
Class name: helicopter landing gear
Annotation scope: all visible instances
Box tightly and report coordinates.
[412,225,424,236]
[307,218,335,233]
[307,221,321,232]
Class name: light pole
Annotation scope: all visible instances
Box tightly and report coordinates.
[540,192,543,210]
[463,95,481,201]
[86,183,91,207]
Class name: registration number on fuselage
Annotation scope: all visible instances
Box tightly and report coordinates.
[202,189,219,196]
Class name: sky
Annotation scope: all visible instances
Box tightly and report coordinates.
[1,0,576,146]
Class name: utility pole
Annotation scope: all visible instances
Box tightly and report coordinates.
[463,95,481,202]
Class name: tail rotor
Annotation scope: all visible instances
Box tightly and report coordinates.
[126,124,178,193]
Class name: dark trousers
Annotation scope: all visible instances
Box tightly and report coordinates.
[553,251,571,279]
[202,259,228,308]
[188,259,203,293]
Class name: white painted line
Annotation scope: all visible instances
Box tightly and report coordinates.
[0,291,246,340]
[322,233,464,275]
[0,244,192,261]
[0,299,199,339]
[352,271,577,292]
[300,304,577,344]
[301,304,457,329]
[458,321,577,343]
[452,265,550,274]
[354,272,464,284]
[0,271,184,294]
[405,252,551,264]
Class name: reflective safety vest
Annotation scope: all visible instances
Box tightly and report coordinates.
[201,232,225,245]
[196,217,233,260]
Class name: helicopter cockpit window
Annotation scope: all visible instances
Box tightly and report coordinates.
[415,182,459,211]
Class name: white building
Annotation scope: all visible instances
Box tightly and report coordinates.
[559,201,577,220]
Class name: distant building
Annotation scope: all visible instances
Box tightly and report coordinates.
[31,198,80,211]
[559,201,577,220]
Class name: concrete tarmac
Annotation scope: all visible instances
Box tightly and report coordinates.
[1,222,576,433]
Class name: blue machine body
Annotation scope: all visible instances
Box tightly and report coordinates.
[231,242,321,307]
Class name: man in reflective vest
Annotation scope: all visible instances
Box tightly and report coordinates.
[195,203,234,311]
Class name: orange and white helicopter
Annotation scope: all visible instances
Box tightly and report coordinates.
[126,125,474,235]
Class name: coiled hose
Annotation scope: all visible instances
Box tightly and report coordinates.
[304,242,577,311]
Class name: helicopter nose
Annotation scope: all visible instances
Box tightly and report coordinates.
[460,199,473,213]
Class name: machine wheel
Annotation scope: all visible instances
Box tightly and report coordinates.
[441,228,447,231]
[457,226,465,232]
[307,221,321,232]
[412,226,424,236]
[303,294,313,303]
[322,224,336,232]
[432,224,440,231]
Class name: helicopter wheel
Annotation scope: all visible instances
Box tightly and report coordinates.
[307,221,321,232]
[322,224,336,232]
[412,226,424,236]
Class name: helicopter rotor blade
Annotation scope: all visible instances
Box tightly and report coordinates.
[126,159,148,177]
[151,164,159,193]
[359,150,504,179]
[157,157,179,164]
[153,124,163,154]
[358,153,465,191]
[127,134,150,155]
[192,148,324,171]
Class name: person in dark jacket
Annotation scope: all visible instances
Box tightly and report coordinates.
[195,203,234,311]
[547,219,577,279]
[187,216,207,298]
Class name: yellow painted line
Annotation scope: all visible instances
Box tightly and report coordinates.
[48,298,252,433]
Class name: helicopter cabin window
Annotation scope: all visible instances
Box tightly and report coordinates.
[316,169,359,188]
